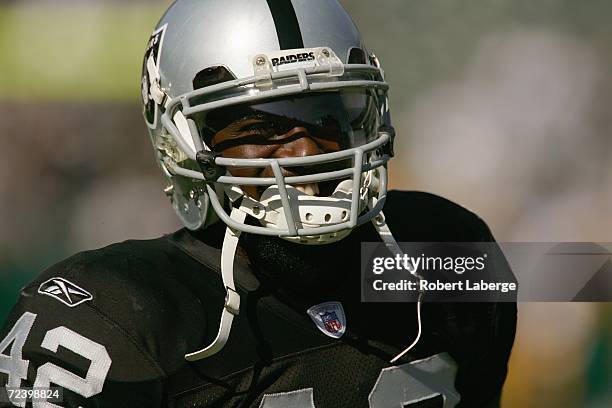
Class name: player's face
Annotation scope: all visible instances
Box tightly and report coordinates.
[210,115,343,200]
[205,90,379,200]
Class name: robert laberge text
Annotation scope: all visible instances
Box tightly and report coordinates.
[372,279,517,293]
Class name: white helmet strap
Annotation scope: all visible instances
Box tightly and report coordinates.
[184,206,246,361]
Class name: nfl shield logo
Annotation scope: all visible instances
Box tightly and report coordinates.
[321,311,342,334]
[307,301,346,338]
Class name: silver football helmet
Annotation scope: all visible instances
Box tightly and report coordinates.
[141,0,403,361]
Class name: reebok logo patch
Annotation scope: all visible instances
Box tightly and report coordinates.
[38,277,93,307]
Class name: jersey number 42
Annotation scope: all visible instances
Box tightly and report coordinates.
[0,312,112,408]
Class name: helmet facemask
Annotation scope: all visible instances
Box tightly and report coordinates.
[158,48,394,244]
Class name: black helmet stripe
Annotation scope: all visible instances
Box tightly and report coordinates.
[265,0,304,50]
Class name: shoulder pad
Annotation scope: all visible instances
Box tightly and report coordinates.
[13,235,217,372]
[383,190,495,242]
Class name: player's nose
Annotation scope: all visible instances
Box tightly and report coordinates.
[272,127,322,158]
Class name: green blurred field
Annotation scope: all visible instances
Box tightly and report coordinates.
[2,1,611,103]
[0,4,168,101]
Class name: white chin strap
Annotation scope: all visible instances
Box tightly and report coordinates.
[184,207,246,361]
[186,194,424,363]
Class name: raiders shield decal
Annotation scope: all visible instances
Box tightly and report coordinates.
[142,24,167,128]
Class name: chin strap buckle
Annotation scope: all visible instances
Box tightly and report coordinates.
[224,287,240,315]
[196,150,224,181]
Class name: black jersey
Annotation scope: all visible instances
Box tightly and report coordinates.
[0,191,516,407]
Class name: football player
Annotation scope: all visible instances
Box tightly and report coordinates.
[0,0,516,407]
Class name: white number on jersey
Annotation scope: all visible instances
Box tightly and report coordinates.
[0,312,112,407]
[369,353,460,407]
[260,353,459,408]
[0,312,36,407]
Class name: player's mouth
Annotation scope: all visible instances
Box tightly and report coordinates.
[292,183,320,196]
[282,181,338,197]
[255,182,322,198]
[253,179,347,199]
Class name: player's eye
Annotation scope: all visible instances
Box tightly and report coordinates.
[238,121,278,135]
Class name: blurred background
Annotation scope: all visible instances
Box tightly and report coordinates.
[0,0,610,406]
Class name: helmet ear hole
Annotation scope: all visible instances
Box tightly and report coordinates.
[193,66,236,90]
[348,47,367,64]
